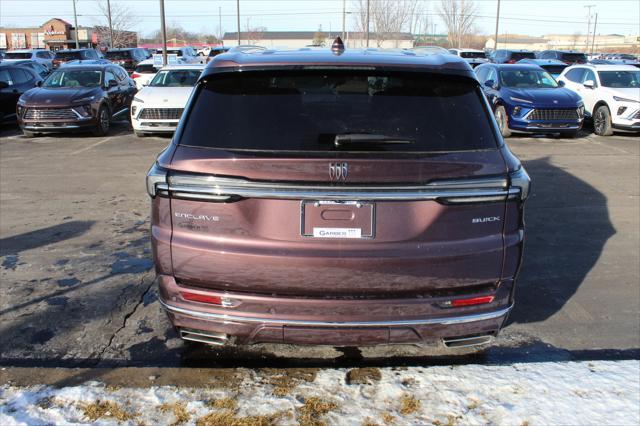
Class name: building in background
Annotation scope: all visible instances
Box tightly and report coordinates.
[222,31,414,49]
[0,18,137,51]
[485,33,639,53]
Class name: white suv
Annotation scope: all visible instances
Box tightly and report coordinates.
[2,49,54,70]
[557,64,640,135]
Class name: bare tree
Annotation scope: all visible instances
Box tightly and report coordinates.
[94,0,137,48]
[352,0,416,47]
[243,18,265,45]
[437,0,478,48]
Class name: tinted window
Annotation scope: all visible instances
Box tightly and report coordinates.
[542,65,567,76]
[36,51,49,59]
[106,50,133,60]
[560,53,587,63]
[55,51,82,61]
[4,52,32,59]
[500,69,557,88]
[43,70,102,87]
[10,68,31,84]
[113,67,128,80]
[510,52,536,61]
[105,70,117,84]
[135,63,156,73]
[582,69,596,84]
[598,70,640,88]
[208,49,228,57]
[179,71,498,153]
[565,68,586,82]
[0,69,13,85]
[460,51,486,59]
[475,67,488,82]
[150,69,200,87]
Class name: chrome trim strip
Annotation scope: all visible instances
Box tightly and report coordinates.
[160,298,512,327]
[157,175,515,202]
[112,108,129,117]
[23,125,82,130]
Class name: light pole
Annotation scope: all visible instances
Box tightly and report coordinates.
[72,0,79,48]
[159,0,167,65]
[342,0,346,41]
[584,5,595,50]
[236,0,241,45]
[591,13,598,55]
[107,0,114,48]
[493,0,501,50]
[365,0,370,47]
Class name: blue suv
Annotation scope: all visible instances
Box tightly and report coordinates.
[475,63,585,137]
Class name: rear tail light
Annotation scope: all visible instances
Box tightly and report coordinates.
[131,73,141,79]
[509,167,531,200]
[146,162,168,197]
[440,295,495,308]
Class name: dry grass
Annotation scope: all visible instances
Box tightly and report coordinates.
[296,396,338,426]
[82,400,135,422]
[260,368,318,396]
[361,418,380,426]
[346,368,382,385]
[398,394,421,416]
[382,412,395,425]
[195,409,287,426]
[159,402,190,425]
[207,397,238,410]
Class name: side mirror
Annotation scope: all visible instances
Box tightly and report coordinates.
[484,79,496,89]
[0,81,9,89]
[36,80,43,87]
[583,80,595,89]
[107,79,118,88]
[557,80,565,87]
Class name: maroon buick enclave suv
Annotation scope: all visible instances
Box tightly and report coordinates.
[147,39,531,349]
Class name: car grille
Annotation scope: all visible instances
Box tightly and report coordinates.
[139,108,183,120]
[24,108,78,120]
[527,109,579,121]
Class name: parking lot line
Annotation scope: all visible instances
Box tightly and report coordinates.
[70,138,111,155]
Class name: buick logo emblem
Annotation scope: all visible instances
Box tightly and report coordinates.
[553,100,558,104]
[329,162,348,181]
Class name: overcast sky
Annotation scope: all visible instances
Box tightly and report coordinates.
[1,0,638,37]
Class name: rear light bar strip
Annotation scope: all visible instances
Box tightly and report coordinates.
[147,164,530,202]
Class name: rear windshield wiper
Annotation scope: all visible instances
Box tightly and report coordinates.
[333,134,414,148]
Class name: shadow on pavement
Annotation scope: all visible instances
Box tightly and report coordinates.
[0,221,94,257]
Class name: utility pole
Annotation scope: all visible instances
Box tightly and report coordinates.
[72,0,79,48]
[365,0,370,47]
[236,0,241,45]
[493,0,501,50]
[584,5,595,50]
[107,0,114,48]
[159,0,168,65]
[219,6,222,43]
[591,13,598,54]
[342,0,346,41]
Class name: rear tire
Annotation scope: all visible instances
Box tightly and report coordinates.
[593,105,613,136]
[92,106,110,136]
[494,105,511,138]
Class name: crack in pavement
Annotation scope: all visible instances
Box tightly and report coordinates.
[93,270,154,365]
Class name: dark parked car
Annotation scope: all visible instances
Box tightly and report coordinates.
[0,64,43,123]
[475,63,584,137]
[17,62,136,136]
[517,58,568,79]
[206,46,230,63]
[491,49,536,64]
[104,48,151,73]
[537,50,587,65]
[2,60,50,78]
[52,49,102,68]
[146,40,531,349]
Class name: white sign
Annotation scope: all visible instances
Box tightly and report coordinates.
[11,33,26,49]
[153,53,178,67]
[312,228,362,239]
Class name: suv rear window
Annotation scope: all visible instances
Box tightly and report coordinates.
[510,52,535,61]
[559,53,587,63]
[179,71,498,153]
[460,51,486,59]
[55,51,82,61]
[5,52,32,59]
[135,63,156,73]
[105,50,133,60]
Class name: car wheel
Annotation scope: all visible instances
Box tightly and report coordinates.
[92,106,110,136]
[134,130,146,137]
[494,105,511,138]
[593,105,613,136]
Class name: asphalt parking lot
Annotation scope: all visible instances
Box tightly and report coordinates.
[0,123,638,371]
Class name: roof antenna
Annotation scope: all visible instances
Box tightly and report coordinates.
[331,36,345,54]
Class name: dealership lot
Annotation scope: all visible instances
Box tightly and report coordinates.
[0,124,638,369]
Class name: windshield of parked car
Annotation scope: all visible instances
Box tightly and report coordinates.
[150,69,200,87]
[598,71,640,88]
[179,71,499,153]
[499,69,558,88]
[43,70,102,88]
[55,51,82,61]
[4,52,32,59]
[461,51,486,59]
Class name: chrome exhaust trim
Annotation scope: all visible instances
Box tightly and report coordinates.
[179,328,228,346]
[442,334,494,348]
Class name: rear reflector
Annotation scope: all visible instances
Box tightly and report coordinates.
[440,295,495,308]
[131,73,141,79]
[180,291,222,305]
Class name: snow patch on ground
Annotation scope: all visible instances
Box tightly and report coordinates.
[1,360,638,425]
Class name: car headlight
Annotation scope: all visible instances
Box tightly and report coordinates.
[131,105,137,116]
[613,96,639,103]
[510,96,533,104]
[133,97,145,103]
[73,104,92,117]
[577,105,585,118]
[75,95,96,103]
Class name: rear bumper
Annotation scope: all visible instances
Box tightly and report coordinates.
[157,274,513,346]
